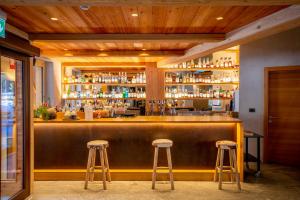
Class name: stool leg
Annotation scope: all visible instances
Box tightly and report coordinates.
[166,147,175,190]
[152,147,159,190]
[104,146,111,182]
[84,148,93,189]
[232,149,241,191]
[214,148,220,182]
[229,149,234,182]
[90,148,96,182]
[218,149,224,190]
[99,147,107,190]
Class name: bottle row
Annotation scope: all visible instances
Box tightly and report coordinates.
[165,87,235,99]
[62,88,146,99]
[165,72,239,84]
[166,56,238,69]
[63,72,146,84]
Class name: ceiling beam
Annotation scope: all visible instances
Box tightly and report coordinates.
[41,50,184,57]
[29,33,225,43]
[158,5,300,67]
[0,0,299,6]
[62,62,147,67]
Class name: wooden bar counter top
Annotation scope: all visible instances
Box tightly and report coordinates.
[34,116,243,181]
[34,115,242,123]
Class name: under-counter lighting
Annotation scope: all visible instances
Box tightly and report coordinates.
[98,53,108,56]
[64,53,73,56]
[131,13,138,17]
[50,17,59,21]
[216,16,224,21]
[139,53,149,56]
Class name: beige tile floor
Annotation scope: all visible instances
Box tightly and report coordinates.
[31,165,300,200]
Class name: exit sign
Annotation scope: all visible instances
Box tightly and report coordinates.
[0,18,5,38]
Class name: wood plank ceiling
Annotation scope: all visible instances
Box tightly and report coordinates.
[0,5,288,62]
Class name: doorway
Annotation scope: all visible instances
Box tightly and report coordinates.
[0,48,31,200]
[264,66,300,166]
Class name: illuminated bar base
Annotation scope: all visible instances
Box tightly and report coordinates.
[34,116,243,181]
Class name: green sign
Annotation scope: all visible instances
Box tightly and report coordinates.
[0,18,5,38]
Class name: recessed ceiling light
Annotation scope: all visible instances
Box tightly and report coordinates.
[50,17,58,21]
[63,48,68,51]
[131,13,138,17]
[98,53,108,56]
[142,48,147,51]
[216,16,224,21]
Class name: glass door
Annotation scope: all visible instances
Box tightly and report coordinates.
[1,53,29,200]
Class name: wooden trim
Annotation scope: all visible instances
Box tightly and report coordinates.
[30,33,225,42]
[0,32,40,56]
[41,50,184,57]
[263,66,300,162]
[0,0,298,6]
[62,62,147,67]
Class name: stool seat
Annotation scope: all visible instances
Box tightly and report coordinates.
[152,139,173,147]
[216,140,237,149]
[87,140,108,148]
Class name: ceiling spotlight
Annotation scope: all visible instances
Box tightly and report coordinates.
[131,13,138,17]
[216,16,224,21]
[80,4,90,11]
[50,17,58,21]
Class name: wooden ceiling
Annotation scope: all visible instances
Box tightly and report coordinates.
[0,4,289,62]
[1,6,287,34]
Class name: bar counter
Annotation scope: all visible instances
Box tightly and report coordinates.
[34,116,243,181]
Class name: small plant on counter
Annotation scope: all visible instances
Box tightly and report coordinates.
[34,102,57,120]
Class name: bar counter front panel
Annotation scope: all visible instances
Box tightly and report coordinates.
[34,116,243,181]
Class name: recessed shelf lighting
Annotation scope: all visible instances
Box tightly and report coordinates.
[131,13,138,17]
[216,16,224,21]
[50,17,58,21]
[64,53,73,56]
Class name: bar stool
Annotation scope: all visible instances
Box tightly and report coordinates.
[84,140,111,190]
[214,140,241,191]
[152,139,174,190]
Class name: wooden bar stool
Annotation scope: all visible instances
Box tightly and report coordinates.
[214,140,241,191]
[84,140,111,190]
[152,139,174,190]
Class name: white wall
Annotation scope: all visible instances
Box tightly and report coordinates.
[239,27,300,160]
[44,59,62,107]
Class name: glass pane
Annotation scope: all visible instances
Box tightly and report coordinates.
[1,56,24,200]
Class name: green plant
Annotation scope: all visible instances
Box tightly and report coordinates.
[34,105,49,120]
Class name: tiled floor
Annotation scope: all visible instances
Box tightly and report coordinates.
[31,164,300,200]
